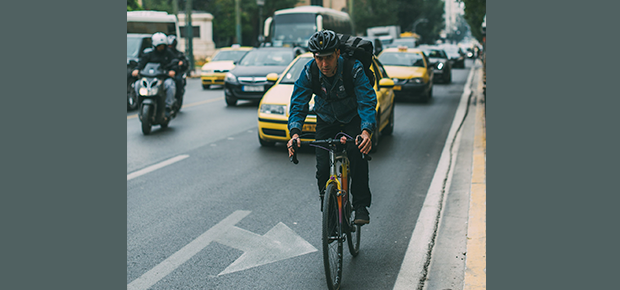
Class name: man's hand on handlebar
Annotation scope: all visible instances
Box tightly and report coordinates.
[356,130,372,154]
[132,70,139,77]
[287,134,300,158]
[168,70,176,77]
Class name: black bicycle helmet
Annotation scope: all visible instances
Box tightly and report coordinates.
[308,30,340,56]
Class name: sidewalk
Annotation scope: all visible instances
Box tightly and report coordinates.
[393,59,486,290]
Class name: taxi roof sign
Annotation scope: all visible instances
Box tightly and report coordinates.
[398,46,408,51]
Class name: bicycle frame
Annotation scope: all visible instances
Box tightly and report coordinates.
[326,148,350,228]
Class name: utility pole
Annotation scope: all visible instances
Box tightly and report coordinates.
[348,0,355,35]
[257,0,265,45]
[235,0,242,45]
[185,0,194,73]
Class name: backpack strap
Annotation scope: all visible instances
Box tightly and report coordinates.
[310,60,322,97]
[342,57,355,99]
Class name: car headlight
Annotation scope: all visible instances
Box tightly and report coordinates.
[409,78,424,84]
[225,72,237,83]
[436,62,444,70]
[260,104,287,115]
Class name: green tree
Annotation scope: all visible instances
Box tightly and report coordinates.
[393,0,445,44]
[351,0,400,35]
[127,0,142,11]
[460,0,485,42]
[141,0,174,12]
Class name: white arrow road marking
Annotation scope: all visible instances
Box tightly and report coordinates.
[127,211,317,290]
[127,155,189,181]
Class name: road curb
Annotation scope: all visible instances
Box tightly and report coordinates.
[393,65,476,290]
[463,60,486,290]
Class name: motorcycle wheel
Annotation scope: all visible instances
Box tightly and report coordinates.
[127,82,139,111]
[141,105,152,135]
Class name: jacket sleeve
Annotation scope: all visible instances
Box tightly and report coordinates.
[136,52,150,71]
[351,60,377,134]
[287,61,314,137]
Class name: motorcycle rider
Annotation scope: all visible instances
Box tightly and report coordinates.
[132,32,178,118]
[167,35,189,98]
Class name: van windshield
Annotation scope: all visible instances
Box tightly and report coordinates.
[127,22,177,36]
[127,37,143,58]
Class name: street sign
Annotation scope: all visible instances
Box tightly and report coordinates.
[128,211,317,290]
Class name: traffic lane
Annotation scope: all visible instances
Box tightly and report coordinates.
[127,70,470,289]
[127,79,260,173]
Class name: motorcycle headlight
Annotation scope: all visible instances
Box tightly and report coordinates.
[139,88,148,96]
[225,72,237,83]
[260,104,287,115]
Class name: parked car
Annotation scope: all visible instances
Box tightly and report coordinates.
[378,47,434,102]
[224,47,301,106]
[419,47,452,83]
[257,52,396,151]
[201,45,253,89]
[127,34,152,110]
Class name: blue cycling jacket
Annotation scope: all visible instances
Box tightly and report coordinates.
[288,56,377,136]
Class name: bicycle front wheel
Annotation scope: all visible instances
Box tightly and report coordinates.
[323,183,342,290]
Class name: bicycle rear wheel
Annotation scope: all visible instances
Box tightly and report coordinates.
[322,183,342,290]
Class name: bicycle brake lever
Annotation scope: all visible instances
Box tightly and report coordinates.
[290,139,299,164]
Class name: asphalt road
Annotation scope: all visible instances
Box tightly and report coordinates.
[127,60,474,290]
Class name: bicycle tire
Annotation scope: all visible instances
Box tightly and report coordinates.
[346,193,361,257]
[323,183,342,290]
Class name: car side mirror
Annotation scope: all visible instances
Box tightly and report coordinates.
[379,78,395,88]
[266,73,279,82]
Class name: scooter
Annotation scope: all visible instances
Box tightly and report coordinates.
[137,63,177,135]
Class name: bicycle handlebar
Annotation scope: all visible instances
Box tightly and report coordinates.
[290,136,372,164]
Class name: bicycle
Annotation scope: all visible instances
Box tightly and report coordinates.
[290,132,371,290]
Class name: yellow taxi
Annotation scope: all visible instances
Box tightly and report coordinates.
[377,46,434,102]
[257,52,396,151]
[201,45,253,89]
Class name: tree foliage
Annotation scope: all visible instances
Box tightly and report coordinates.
[351,0,400,35]
[460,0,485,42]
[127,0,142,11]
[393,0,445,44]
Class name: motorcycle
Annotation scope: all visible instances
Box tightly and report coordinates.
[137,63,178,135]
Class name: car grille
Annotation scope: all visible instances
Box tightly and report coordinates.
[262,128,286,137]
[214,69,229,73]
[238,77,268,84]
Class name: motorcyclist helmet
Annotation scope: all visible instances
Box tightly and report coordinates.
[151,32,168,48]
[167,35,178,48]
[307,30,340,56]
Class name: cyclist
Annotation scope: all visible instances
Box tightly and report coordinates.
[287,30,377,225]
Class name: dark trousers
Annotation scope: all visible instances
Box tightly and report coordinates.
[315,115,372,209]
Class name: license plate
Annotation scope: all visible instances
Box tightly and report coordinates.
[303,124,316,132]
[393,85,402,91]
[242,85,264,92]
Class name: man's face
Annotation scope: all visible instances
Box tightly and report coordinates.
[314,49,340,77]
[156,44,166,52]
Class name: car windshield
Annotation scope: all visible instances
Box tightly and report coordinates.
[127,36,143,58]
[389,38,416,48]
[424,49,447,58]
[211,50,250,62]
[239,49,294,66]
[279,56,312,84]
[378,52,425,67]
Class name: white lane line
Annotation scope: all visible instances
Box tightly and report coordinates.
[393,66,475,290]
[127,155,189,181]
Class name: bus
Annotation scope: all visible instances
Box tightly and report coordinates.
[127,11,181,37]
[263,6,352,48]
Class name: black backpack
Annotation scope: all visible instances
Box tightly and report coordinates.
[310,34,375,99]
